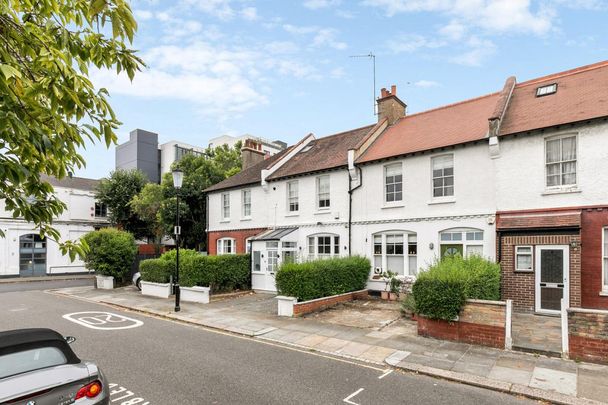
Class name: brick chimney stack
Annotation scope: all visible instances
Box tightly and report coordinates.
[241,139,266,170]
[377,85,406,125]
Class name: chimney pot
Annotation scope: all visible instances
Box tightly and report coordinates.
[377,84,406,124]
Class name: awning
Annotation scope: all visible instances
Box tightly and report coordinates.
[253,228,298,241]
[496,210,581,230]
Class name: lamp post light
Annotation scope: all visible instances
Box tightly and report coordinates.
[172,169,184,312]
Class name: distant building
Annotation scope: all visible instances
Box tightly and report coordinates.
[0,175,109,277]
[208,134,287,158]
[115,129,206,183]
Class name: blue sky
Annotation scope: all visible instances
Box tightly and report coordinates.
[78,0,608,179]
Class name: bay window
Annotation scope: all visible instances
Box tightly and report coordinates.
[372,231,418,276]
[217,238,236,255]
[307,234,340,260]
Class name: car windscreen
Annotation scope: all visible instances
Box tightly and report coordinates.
[0,346,67,379]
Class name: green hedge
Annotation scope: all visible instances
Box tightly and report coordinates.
[275,256,370,302]
[139,251,250,292]
[411,255,501,321]
[82,228,137,283]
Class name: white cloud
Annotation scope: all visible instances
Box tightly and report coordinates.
[439,20,466,40]
[241,7,258,21]
[283,24,348,50]
[265,41,299,54]
[303,0,342,9]
[450,36,497,66]
[387,34,446,53]
[330,67,346,78]
[133,9,154,20]
[335,9,356,18]
[414,80,440,87]
[363,0,554,35]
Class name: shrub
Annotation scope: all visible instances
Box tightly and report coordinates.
[143,250,250,292]
[82,228,137,283]
[139,259,173,284]
[275,256,370,301]
[411,255,500,321]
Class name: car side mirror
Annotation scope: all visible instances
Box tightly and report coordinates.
[65,336,76,344]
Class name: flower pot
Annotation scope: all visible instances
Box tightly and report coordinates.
[381,291,389,300]
[389,292,399,301]
[141,281,172,298]
[181,286,210,304]
[95,275,114,290]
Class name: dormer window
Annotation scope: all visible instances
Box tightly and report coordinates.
[536,83,557,97]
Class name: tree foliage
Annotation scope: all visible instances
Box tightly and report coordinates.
[0,0,143,258]
[82,228,137,282]
[96,169,149,239]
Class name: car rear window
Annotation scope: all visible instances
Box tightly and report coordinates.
[0,347,67,378]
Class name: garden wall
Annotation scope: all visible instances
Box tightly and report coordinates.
[568,307,608,364]
[417,299,507,349]
[292,290,369,317]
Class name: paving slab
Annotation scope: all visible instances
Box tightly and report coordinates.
[337,341,373,357]
[358,346,396,363]
[451,360,494,377]
[495,355,536,371]
[295,334,329,348]
[577,365,608,403]
[405,353,455,371]
[313,337,350,353]
[529,367,577,396]
[488,365,533,386]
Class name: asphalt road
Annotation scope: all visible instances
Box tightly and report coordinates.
[0,278,94,292]
[0,290,534,405]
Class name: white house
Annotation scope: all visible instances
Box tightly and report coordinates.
[205,60,608,309]
[0,175,109,277]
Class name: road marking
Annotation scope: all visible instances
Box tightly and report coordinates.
[378,369,393,379]
[63,311,143,330]
[108,383,148,404]
[343,388,364,405]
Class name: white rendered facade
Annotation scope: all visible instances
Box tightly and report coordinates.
[0,179,108,277]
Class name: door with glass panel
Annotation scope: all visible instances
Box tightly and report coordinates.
[535,245,569,314]
[19,234,47,277]
[265,242,279,291]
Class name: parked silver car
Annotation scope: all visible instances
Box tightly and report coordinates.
[0,328,109,404]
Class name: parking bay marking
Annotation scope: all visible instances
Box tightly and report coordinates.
[343,388,364,405]
[63,311,143,330]
[109,383,149,404]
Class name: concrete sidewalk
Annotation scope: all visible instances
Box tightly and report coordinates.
[0,274,95,283]
[49,286,607,405]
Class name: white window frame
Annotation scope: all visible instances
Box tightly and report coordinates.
[603,227,608,292]
[431,154,454,199]
[316,175,330,210]
[545,134,577,189]
[515,245,534,272]
[307,234,340,260]
[221,192,230,220]
[372,231,418,276]
[384,163,403,204]
[217,237,236,255]
[439,228,484,258]
[287,181,299,213]
[241,189,251,219]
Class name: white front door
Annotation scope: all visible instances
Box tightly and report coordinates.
[535,245,569,314]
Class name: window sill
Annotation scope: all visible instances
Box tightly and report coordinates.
[541,187,581,196]
[428,197,456,205]
[285,213,300,217]
[220,219,231,223]
[314,210,331,215]
[240,217,252,222]
[514,269,534,273]
[599,291,608,297]
[381,203,404,209]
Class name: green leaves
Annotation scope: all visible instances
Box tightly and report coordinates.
[0,0,144,258]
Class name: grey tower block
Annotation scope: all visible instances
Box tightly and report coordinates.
[115,129,160,183]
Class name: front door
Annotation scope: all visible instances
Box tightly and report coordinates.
[535,245,569,314]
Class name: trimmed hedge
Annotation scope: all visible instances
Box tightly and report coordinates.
[82,228,137,283]
[139,250,250,292]
[275,256,370,302]
[411,255,500,321]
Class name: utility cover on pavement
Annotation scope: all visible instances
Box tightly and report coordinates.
[63,311,143,330]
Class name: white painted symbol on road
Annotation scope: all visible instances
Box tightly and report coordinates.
[109,383,149,404]
[62,311,143,330]
[343,388,364,405]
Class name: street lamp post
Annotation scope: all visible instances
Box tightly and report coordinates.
[172,169,184,312]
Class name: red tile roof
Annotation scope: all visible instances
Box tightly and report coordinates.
[266,125,374,180]
[499,60,608,136]
[357,93,499,163]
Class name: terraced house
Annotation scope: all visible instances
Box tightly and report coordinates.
[204,60,608,314]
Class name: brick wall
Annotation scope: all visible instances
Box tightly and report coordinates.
[293,290,369,317]
[417,300,506,349]
[568,308,608,364]
[499,233,581,312]
[207,228,266,255]
[581,208,608,309]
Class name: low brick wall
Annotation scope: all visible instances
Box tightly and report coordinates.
[417,299,507,349]
[293,290,368,317]
[568,308,608,364]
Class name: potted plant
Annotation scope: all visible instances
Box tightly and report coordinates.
[381,271,396,300]
[389,274,402,301]
[82,229,137,290]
